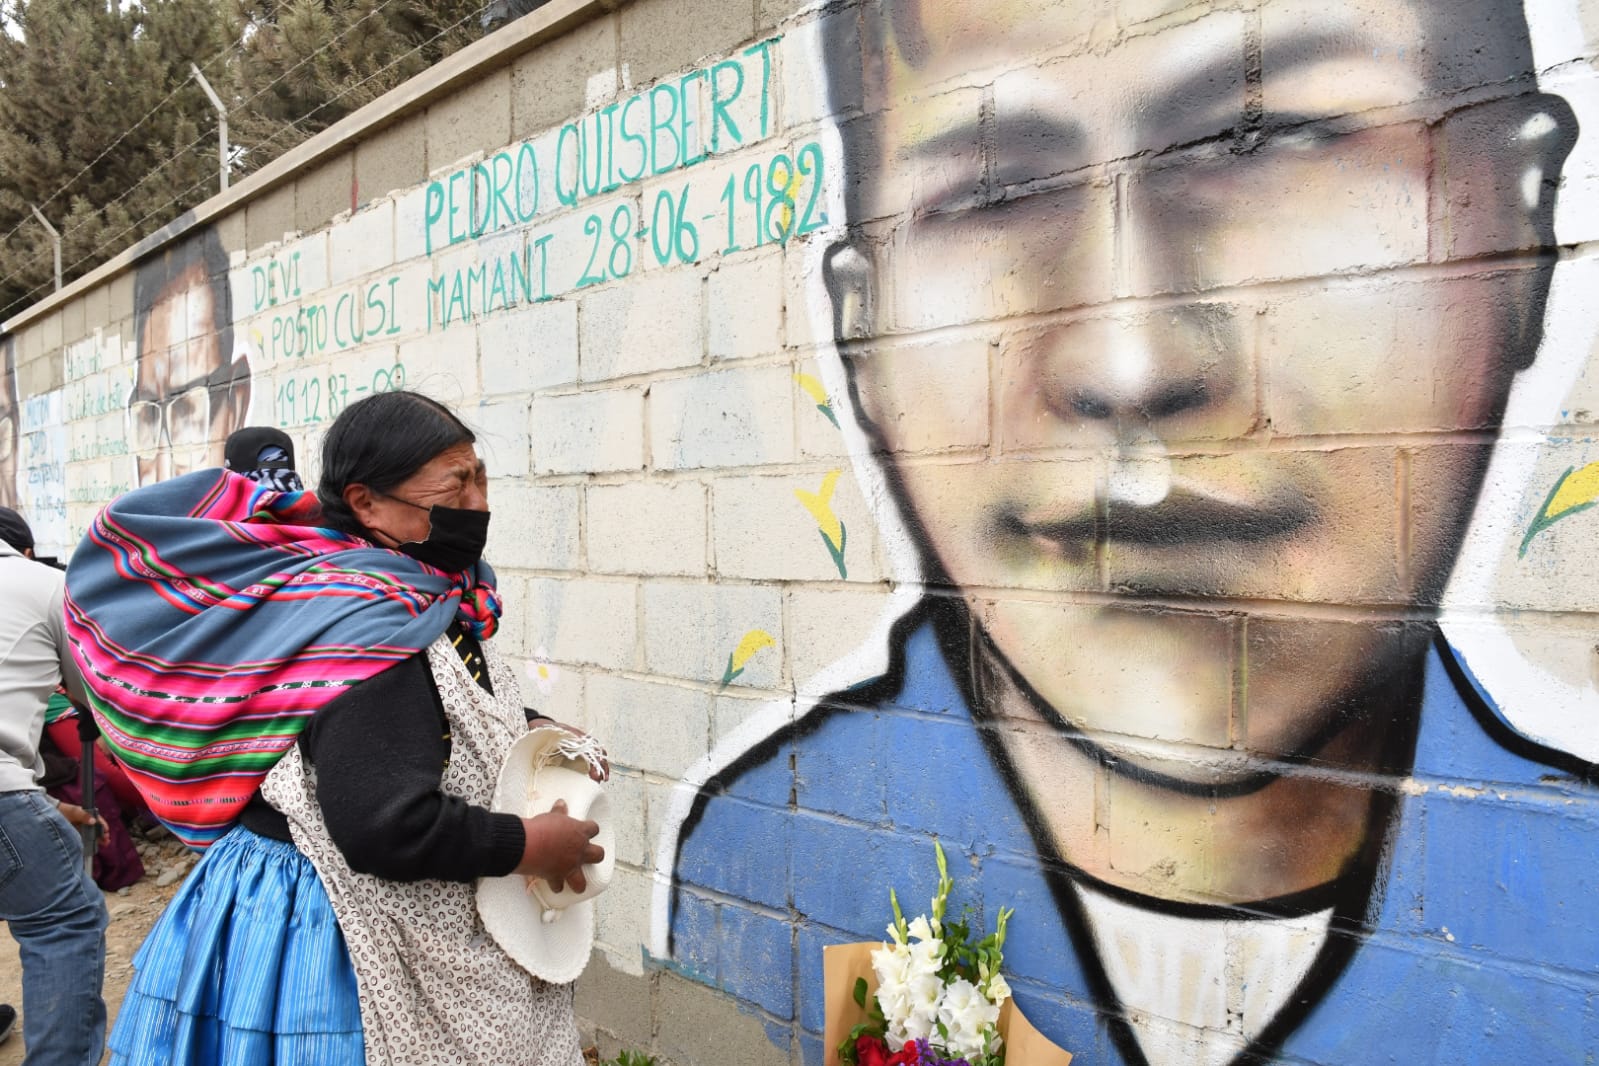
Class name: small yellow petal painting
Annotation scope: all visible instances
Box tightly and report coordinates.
[721,629,776,687]
[794,469,848,578]
[1520,460,1599,556]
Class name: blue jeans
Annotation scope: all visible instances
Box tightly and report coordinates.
[0,789,108,1066]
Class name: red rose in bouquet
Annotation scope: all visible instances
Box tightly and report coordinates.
[888,1040,922,1065]
[856,1036,892,1066]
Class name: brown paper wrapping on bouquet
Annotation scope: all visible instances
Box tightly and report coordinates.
[823,943,1073,1065]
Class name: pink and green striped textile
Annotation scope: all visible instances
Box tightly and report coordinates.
[63,468,502,848]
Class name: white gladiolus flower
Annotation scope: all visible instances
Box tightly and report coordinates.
[872,942,913,1030]
[937,977,1002,1059]
[863,846,1015,1065]
[907,972,943,1022]
[906,936,942,978]
[902,1005,937,1043]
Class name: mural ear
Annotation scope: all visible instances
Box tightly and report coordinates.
[822,240,876,343]
[1514,93,1578,239]
[1506,93,1577,370]
[225,354,252,430]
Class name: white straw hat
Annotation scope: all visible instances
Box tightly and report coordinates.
[477,725,614,984]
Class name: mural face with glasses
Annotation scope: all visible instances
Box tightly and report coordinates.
[665,2,1599,1064]
[129,234,250,487]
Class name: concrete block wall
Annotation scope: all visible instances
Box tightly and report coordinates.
[7,0,1599,1063]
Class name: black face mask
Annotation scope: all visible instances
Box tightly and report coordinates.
[380,496,490,573]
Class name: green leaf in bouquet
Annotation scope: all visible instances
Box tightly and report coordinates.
[931,840,953,932]
[852,976,868,1009]
[840,1018,887,1064]
[889,887,909,943]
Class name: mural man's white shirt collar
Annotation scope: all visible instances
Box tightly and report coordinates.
[1074,881,1333,1066]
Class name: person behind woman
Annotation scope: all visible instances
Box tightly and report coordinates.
[64,391,606,1066]
[223,425,304,493]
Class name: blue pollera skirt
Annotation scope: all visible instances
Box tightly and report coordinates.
[109,827,365,1066]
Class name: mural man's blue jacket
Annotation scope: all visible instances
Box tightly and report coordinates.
[669,600,1599,1065]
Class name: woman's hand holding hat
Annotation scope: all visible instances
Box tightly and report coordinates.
[478,724,616,982]
[517,799,604,894]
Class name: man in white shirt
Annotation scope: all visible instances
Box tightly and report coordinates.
[0,506,108,1066]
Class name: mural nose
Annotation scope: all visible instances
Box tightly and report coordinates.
[1033,306,1246,438]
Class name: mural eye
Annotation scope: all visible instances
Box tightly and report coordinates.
[167,386,212,446]
[128,401,164,451]
[1257,114,1339,153]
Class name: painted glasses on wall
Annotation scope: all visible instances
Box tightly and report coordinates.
[666,2,1599,1064]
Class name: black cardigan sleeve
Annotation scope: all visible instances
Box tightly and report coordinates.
[300,653,526,882]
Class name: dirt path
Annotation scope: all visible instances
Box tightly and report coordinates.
[0,831,194,1065]
[1,833,611,1065]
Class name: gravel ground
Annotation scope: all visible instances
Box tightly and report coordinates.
[0,830,195,1066]
[0,831,611,1065]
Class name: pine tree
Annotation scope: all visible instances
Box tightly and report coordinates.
[227,0,487,167]
[0,0,238,321]
[0,0,492,323]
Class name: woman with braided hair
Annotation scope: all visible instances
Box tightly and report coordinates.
[66,390,607,1066]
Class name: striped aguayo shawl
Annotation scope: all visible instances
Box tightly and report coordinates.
[64,468,503,848]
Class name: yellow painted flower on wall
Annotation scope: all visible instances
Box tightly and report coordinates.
[795,468,848,578]
[721,629,776,687]
[776,163,807,242]
[794,372,840,428]
[1520,461,1599,556]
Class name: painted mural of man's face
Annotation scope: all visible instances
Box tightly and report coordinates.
[130,261,249,486]
[826,0,1574,889]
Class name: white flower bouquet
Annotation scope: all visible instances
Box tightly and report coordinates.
[835,842,1015,1066]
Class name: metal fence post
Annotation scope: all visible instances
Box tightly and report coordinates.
[28,205,61,292]
[191,64,229,193]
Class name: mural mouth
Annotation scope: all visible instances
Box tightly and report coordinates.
[1004,488,1316,554]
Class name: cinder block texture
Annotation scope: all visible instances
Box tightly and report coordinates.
[655,969,793,1066]
[574,953,655,1052]
[649,364,796,470]
[245,183,297,249]
[530,388,646,473]
[579,267,703,381]
[587,673,710,775]
[355,115,427,208]
[327,201,396,285]
[486,482,581,572]
[707,253,784,360]
[587,480,708,575]
[642,580,783,689]
[523,576,638,670]
[617,0,756,87]
[473,397,532,476]
[296,152,353,234]
[479,298,580,393]
[712,469,882,582]
[427,68,513,170]
[512,15,620,139]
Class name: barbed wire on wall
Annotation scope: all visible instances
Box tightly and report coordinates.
[0,0,493,325]
[0,32,246,256]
